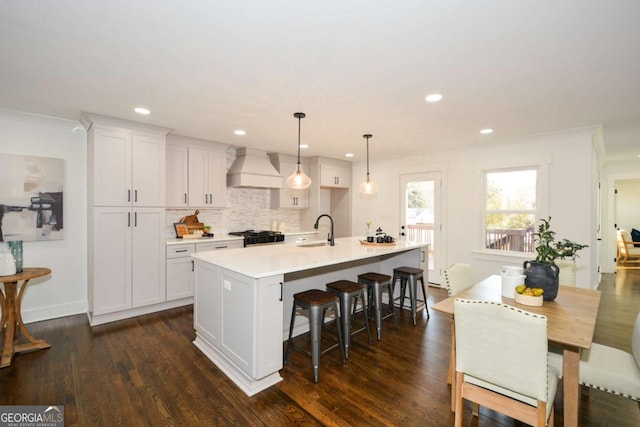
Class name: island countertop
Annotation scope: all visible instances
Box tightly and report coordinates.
[191,236,428,279]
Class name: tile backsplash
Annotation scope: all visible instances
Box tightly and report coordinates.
[166,186,302,238]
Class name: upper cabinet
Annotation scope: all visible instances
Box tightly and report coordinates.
[268,153,309,209]
[320,164,351,189]
[84,113,169,207]
[166,135,229,209]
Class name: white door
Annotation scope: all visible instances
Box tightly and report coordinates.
[400,172,442,285]
[132,133,165,207]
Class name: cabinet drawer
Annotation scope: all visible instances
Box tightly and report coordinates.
[167,244,195,259]
[196,240,243,252]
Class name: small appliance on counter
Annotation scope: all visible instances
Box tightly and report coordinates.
[228,230,284,247]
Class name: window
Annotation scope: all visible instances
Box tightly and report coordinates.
[484,168,537,254]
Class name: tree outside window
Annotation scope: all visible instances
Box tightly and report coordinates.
[484,169,537,253]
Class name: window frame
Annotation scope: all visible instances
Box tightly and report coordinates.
[479,164,548,258]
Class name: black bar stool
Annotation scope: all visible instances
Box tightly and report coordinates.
[357,272,398,340]
[284,289,346,383]
[326,280,372,358]
[391,266,429,326]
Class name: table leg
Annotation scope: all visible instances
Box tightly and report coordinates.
[449,320,456,411]
[1,282,17,368]
[563,346,580,427]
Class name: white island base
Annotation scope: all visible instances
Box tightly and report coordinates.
[192,237,429,396]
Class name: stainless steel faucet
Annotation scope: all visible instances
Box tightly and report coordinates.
[314,214,335,246]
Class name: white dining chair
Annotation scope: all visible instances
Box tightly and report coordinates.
[444,263,474,297]
[444,263,475,386]
[549,311,640,402]
[454,298,560,426]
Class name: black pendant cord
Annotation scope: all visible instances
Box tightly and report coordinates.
[364,134,372,181]
[294,112,305,171]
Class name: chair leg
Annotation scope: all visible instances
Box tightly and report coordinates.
[284,302,297,365]
[408,274,417,325]
[308,305,323,383]
[372,283,383,340]
[419,276,430,319]
[454,372,464,427]
[333,303,346,365]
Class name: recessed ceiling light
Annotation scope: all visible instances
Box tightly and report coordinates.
[345,153,354,158]
[234,129,246,136]
[425,93,443,103]
[134,107,150,115]
[480,128,494,135]
[299,144,309,149]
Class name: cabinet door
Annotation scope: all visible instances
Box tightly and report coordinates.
[132,208,166,308]
[188,148,209,207]
[271,161,309,209]
[166,144,189,207]
[91,128,132,206]
[166,257,194,300]
[207,151,227,208]
[132,133,166,206]
[320,164,351,189]
[92,207,132,315]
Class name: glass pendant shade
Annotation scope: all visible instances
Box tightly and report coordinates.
[359,176,379,194]
[286,165,311,189]
[288,112,311,189]
[359,134,378,195]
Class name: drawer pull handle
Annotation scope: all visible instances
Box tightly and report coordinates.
[175,249,188,253]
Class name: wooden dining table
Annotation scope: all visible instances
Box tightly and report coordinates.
[432,275,601,427]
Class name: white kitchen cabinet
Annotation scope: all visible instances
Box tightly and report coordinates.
[188,148,226,208]
[166,243,196,301]
[193,263,283,394]
[165,239,243,301]
[268,153,309,209]
[91,207,166,316]
[89,125,166,207]
[166,144,189,207]
[320,164,351,189]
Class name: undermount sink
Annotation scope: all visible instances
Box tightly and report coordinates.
[298,241,333,247]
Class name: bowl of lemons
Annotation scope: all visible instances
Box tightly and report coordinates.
[514,285,544,306]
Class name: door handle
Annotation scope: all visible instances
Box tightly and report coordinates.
[134,190,138,202]
[134,212,138,227]
[127,212,131,227]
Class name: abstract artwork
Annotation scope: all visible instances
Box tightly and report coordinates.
[0,153,64,242]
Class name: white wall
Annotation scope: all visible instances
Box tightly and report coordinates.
[352,126,597,289]
[0,109,87,322]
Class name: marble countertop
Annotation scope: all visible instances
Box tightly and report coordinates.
[166,230,318,246]
[191,236,428,279]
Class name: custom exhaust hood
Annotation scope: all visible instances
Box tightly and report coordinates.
[227,147,283,188]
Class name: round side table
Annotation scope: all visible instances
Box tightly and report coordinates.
[0,267,52,368]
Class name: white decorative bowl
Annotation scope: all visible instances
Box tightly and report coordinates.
[515,293,543,306]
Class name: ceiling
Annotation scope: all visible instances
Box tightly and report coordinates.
[1,1,639,162]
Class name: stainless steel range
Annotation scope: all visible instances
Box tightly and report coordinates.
[228,230,285,247]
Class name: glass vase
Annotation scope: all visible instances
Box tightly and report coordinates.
[8,240,23,273]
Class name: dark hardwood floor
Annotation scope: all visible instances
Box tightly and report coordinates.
[1,271,639,426]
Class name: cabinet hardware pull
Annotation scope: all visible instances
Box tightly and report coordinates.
[215,246,228,249]
[176,249,188,253]
[128,212,131,227]
[184,193,187,204]
[134,212,138,227]
[191,260,195,272]
[134,190,138,202]
[421,250,425,263]
[209,193,213,204]
[279,282,283,301]
[128,189,131,202]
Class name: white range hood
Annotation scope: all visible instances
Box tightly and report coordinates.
[227,147,283,189]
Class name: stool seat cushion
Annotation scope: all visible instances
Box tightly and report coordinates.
[393,266,423,275]
[358,272,391,283]
[294,289,338,306]
[326,280,365,293]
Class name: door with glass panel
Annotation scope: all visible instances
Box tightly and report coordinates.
[400,172,442,285]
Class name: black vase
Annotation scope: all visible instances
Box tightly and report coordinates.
[523,261,560,301]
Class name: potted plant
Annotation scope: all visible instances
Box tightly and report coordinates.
[523,217,588,300]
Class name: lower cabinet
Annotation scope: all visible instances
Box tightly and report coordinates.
[90,207,166,319]
[166,239,244,301]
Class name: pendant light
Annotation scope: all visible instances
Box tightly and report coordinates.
[286,112,312,189]
[359,134,379,194]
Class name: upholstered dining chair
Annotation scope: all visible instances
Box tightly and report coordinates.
[444,263,475,386]
[444,263,474,297]
[454,299,560,427]
[549,311,640,403]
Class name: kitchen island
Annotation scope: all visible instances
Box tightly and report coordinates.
[191,236,429,396]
